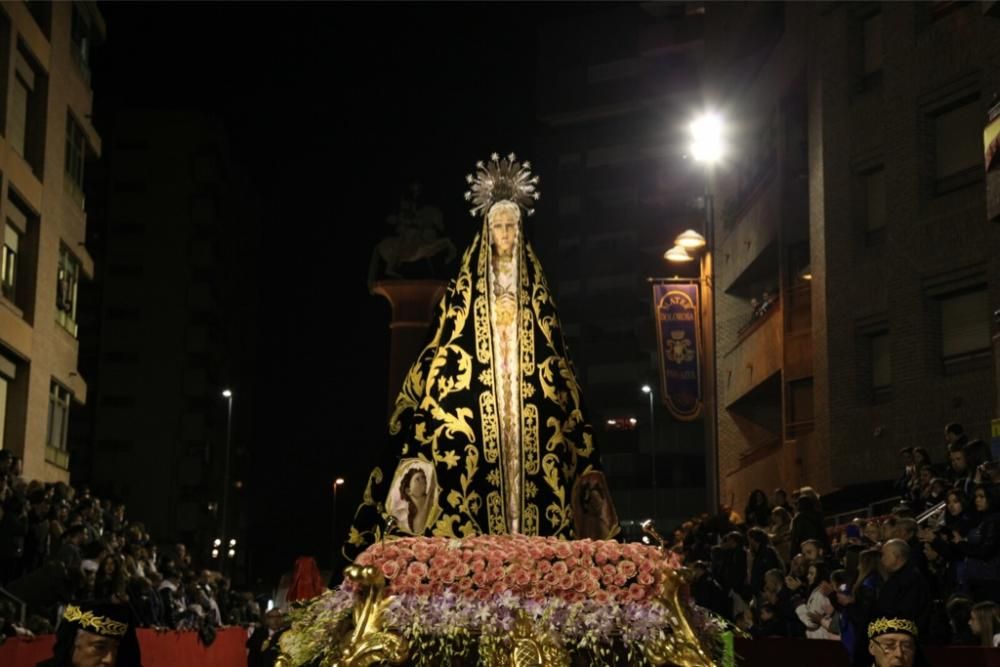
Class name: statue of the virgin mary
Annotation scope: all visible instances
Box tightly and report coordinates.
[345,154,618,559]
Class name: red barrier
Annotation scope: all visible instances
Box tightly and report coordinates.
[0,625,247,667]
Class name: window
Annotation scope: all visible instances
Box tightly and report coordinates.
[9,46,45,177]
[65,112,87,196]
[56,246,80,336]
[9,50,34,159]
[871,333,891,390]
[46,382,72,468]
[0,373,8,452]
[25,1,52,36]
[70,4,91,82]
[933,98,982,193]
[941,289,990,362]
[1,223,19,303]
[862,13,882,75]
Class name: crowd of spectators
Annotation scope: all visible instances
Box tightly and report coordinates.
[673,422,1000,665]
[739,288,779,336]
[0,449,262,643]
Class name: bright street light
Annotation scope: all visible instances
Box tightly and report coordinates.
[689,111,726,165]
[664,245,693,263]
[222,389,233,398]
[641,385,652,394]
[675,229,707,249]
[334,478,345,486]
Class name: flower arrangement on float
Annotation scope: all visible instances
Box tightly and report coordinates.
[278,535,727,667]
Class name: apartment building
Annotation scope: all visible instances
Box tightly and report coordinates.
[0,1,103,482]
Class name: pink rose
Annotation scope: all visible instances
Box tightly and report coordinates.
[594,590,611,605]
[638,572,655,587]
[617,560,637,579]
[628,583,646,601]
[407,561,429,579]
[537,560,552,574]
[381,560,401,579]
[552,561,569,577]
[559,574,574,591]
[554,542,573,560]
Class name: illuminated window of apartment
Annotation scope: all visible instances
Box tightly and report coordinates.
[65,112,88,199]
[46,381,72,468]
[56,245,81,336]
[0,354,14,452]
[862,13,882,75]
[932,97,982,194]
[941,288,990,366]
[1,223,19,304]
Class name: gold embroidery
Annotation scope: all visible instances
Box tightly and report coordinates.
[522,504,539,536]
[479,391,500,464]
[474,295,492,364]
[487,491,506,534]
[63,605,128,638]
[523,404,539,475]
[520,299,534,375]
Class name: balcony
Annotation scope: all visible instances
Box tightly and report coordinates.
[721,298,782,408]
[716,172,780,295]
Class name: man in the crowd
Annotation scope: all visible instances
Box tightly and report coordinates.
[867,617,919,667]
[690,560,730,619]
[876,540,931,635]
[247,608,289,667]
[38,601,142,667]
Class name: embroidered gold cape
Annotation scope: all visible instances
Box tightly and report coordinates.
[345,220,617,559]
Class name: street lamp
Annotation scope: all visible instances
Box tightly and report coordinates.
[665,109,726,516]
[220,389,234,565]
[641,385,656,520]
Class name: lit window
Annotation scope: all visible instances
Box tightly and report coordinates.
[56,246,81,336]
[46,381,72,468]
[65,112,87,195]
[1,223,19,302]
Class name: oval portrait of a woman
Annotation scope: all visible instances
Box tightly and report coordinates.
[385,458,440,535]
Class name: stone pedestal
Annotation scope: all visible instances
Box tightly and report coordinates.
[371,280,447,415]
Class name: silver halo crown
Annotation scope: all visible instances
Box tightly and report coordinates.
[464,152,541,218]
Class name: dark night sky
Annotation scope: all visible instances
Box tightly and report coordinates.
[93,2,598,584]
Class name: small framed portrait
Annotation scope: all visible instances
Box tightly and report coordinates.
[572,470,618,540]
[385,458,440,535]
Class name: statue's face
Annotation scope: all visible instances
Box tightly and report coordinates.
[489,207,519,257]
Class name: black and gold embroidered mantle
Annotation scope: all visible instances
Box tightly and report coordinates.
[346,221,616,559]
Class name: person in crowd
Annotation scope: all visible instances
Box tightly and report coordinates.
[0,494,29,583]
[801,539,828,567]
[795,562,839,640]
[761,568,800,637]
[791,495,828,557]
[863,521,883,547]
[745,490,772,529]
[968,601,1000,648]
[877,539,932,635]
[774,488,793,514]
[839,549,883,666]
[247,608,289,667]
[951,484,1000,602]
[867,617,920,667]
[945,595,977,645]
[748,528,784,595]
[690,560,730,619]
[38,600,142,667]
[769,506,793,564]
[896,448,917,499]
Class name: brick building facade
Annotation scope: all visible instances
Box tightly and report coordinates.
[704,3,1000,508]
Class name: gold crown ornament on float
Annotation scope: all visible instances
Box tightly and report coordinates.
[465,152,540,217]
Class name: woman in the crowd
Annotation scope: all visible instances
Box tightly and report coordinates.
[795,562,839,640]
[840,549,882,666]
[791,494,828,556]
[952,485,1000,602]
[969,601,1000,648]
[745,489,772,529]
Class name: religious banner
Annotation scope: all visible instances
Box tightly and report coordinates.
[652,281,703,421]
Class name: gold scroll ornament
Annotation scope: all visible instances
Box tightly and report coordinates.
[276,565,408,667]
